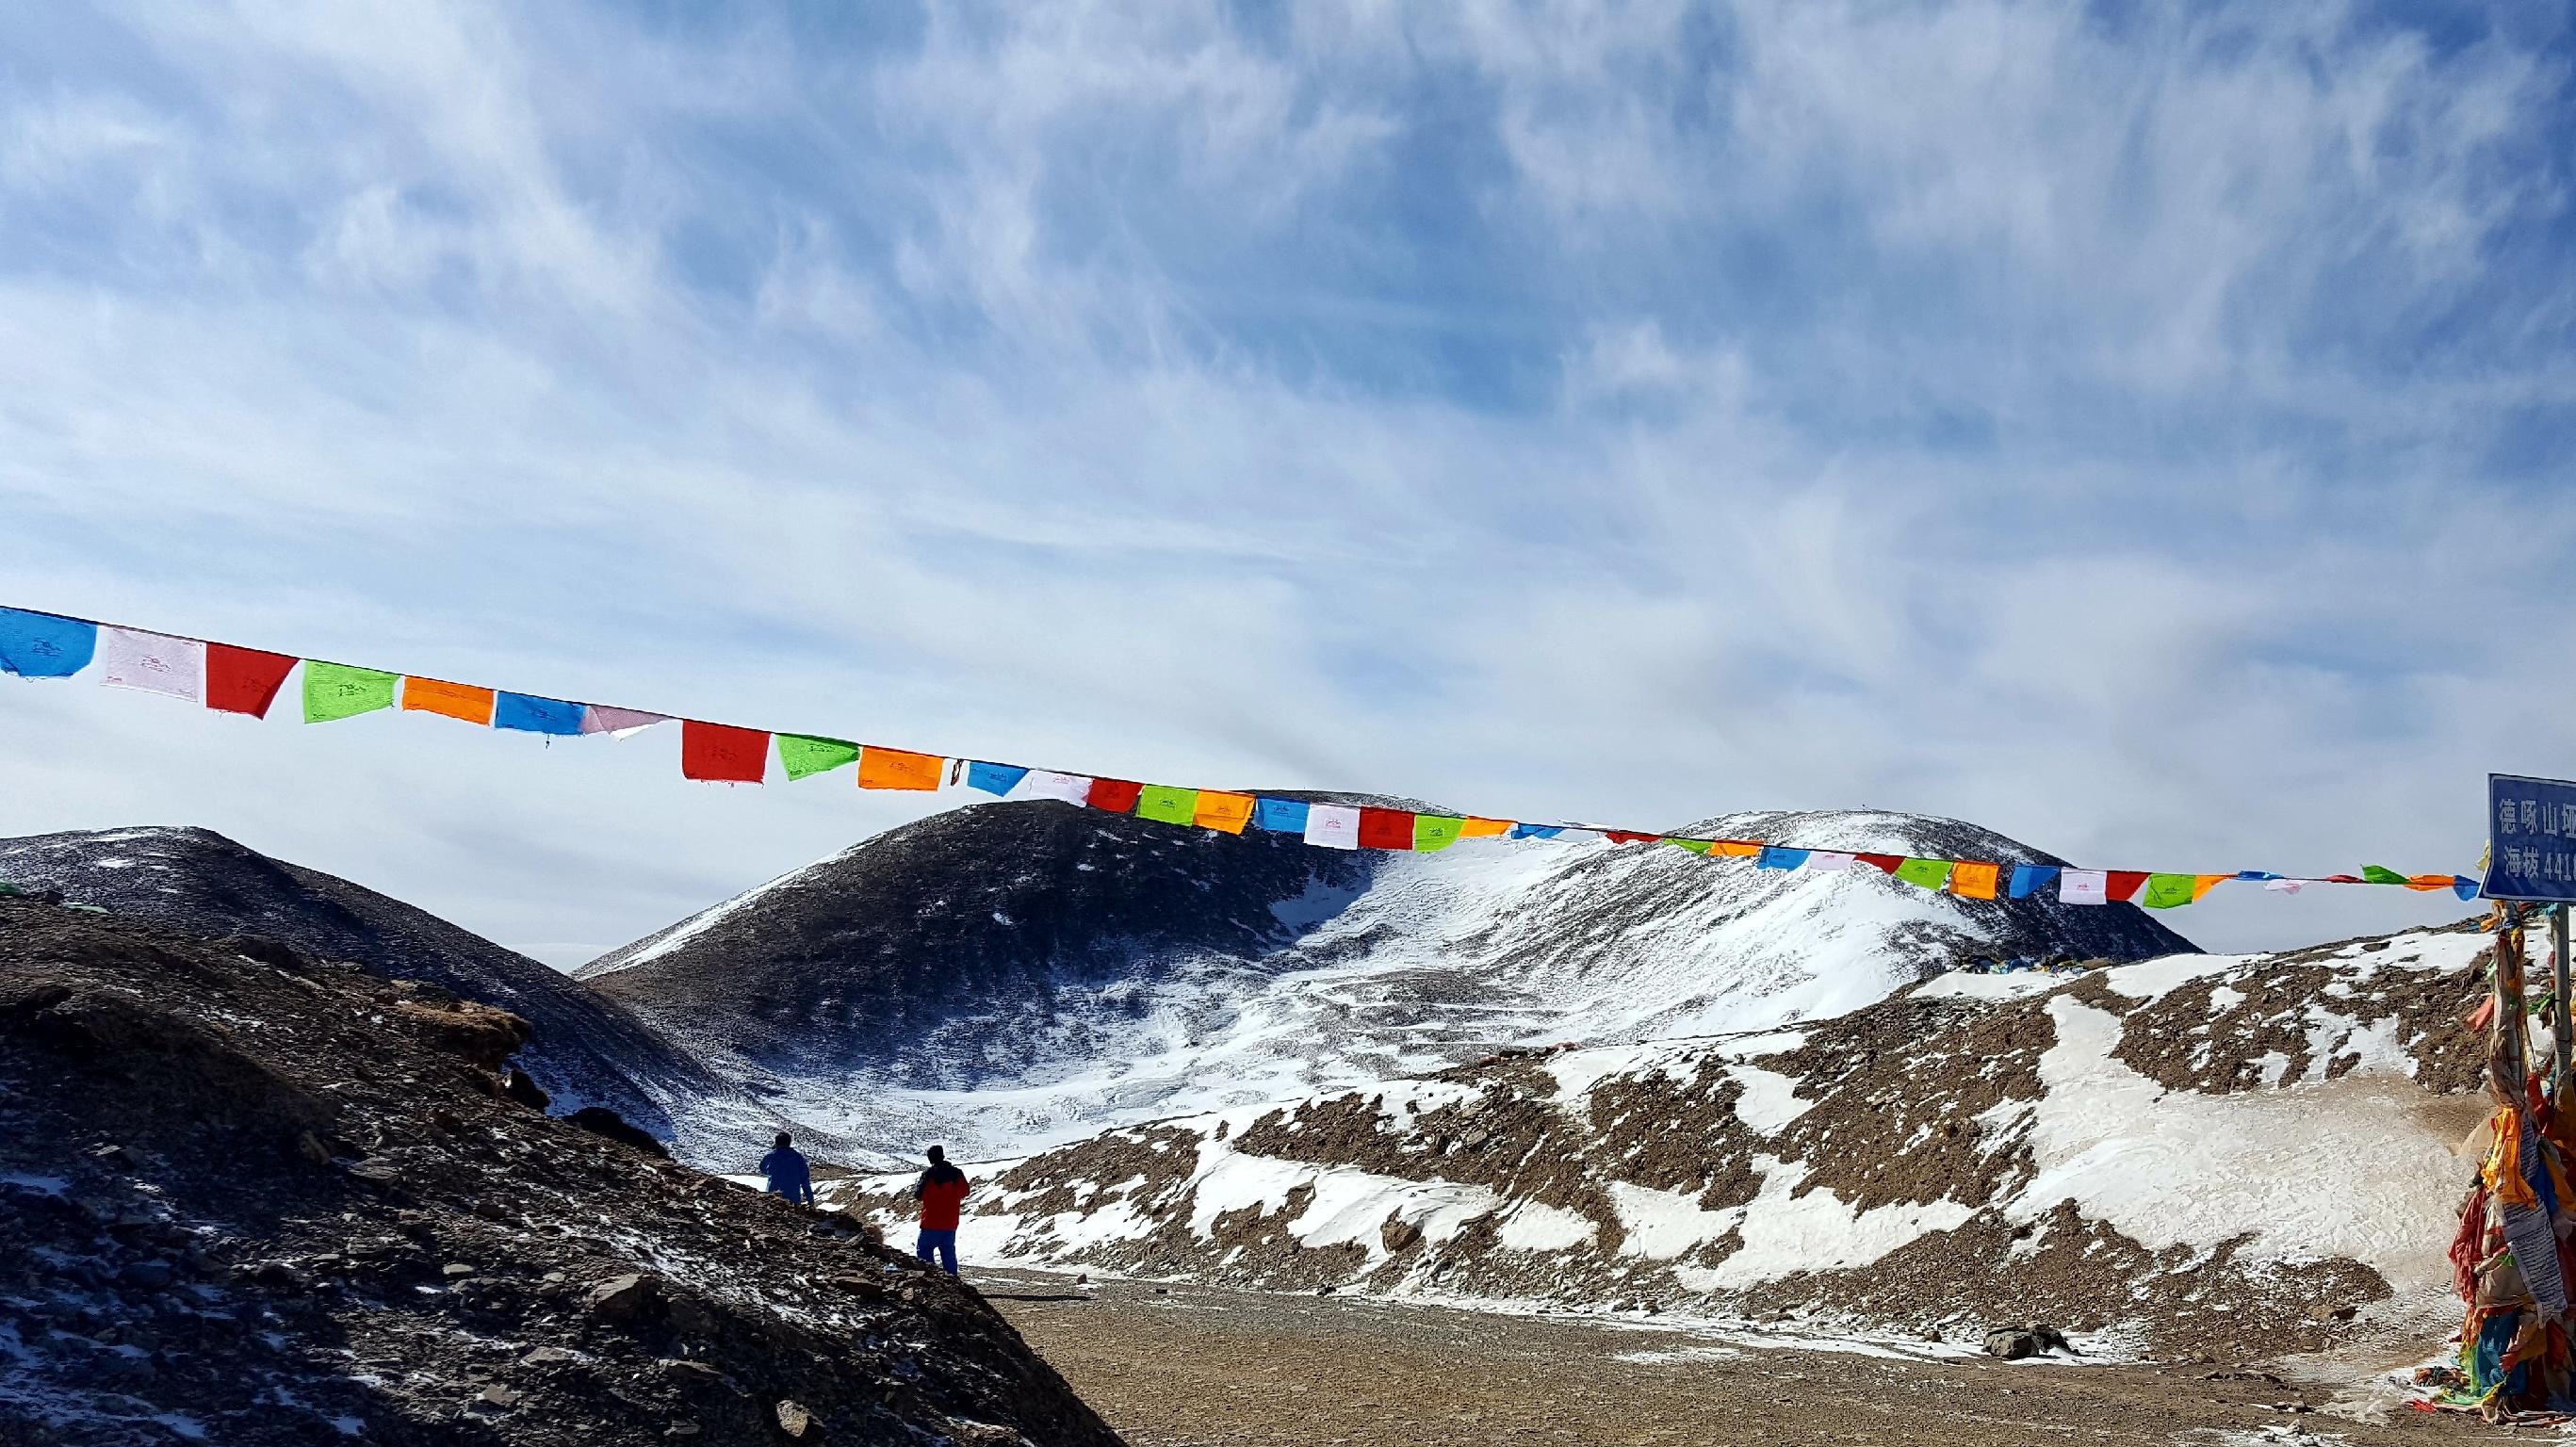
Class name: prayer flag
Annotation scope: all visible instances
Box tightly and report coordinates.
[496,692,586,736]
[1856,854,1903,874]
[2060,870,2109,905]
[1665,837,1714,855]
[1086,778,1144,813]
[1414,815,1466,852]
[579,705,669,739]
[1254,798,1311,834]
[304,661,399,723]
[206,644,297,717]
[2007,864,2061,899]
[1604,831,1658,845]
[2361,865,2407,886]
[2454,876,2482,901]
[1459,818,1511,838]
[1358,808,1416,851]
[2105,870,2147,902]
[1509,824,1565,840]
[0,608,96,678]
[966,762,1029,796]
[98,627,204,702]
[2322,873,2363,885]
[681,721,769,783]
[775,734,860,781]
[1303,804,1360,849]
[2402,873,2454,892]
[1757,847,1809,870]
[1194,790,1255,834]
[2234,870,2280,882]
[1134,784,1200,826]
[1950,861,2000,900]
[400,676,497,725]
[2141,873,2197,909]
[1712,840,1761,858]
[1019,770,1096,805]
[2263,878,2309,895]
[1803,852,1854,871]
[859,747,944,791]
[1894,857,1953,890]
[2193,873,2229,902]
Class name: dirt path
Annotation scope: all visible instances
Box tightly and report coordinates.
[978,1269,2513,1447]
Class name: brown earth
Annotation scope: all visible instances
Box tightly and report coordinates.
[982,1266,2499,1447]
[0,897,1117,1447]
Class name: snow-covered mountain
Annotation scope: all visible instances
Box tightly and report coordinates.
[0,825,830,1167]
[583,800,2194,1159]
[834,924,2493,1361]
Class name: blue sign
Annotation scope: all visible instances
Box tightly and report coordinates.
[2485,774,2576,902]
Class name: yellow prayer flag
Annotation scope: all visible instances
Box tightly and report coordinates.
[399,676,496,725]
[1459,817,1511,838]
[1193,791,1256,834]
[856,746,943,791]
[1949,861,2000,900]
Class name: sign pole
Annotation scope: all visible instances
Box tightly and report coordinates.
[2557,903,2573,1108]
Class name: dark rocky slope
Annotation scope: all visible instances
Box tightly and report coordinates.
[0,895,1119,1446]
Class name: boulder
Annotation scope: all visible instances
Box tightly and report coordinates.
[569,1107,672,1160]
[585,1273,661,1324]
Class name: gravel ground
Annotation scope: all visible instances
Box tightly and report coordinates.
[976,1268,2512,1447]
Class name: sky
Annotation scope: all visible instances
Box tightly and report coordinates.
[2,1,2571,965]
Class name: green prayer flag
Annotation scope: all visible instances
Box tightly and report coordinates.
[2141,872,2197,909]
[303,661,398,723]
[1665,837,1714,855]
[1893,857,1953,890]
[775,734,860,781]
[2361,865,2407,886]
[1134,784,1199,826]
[1413,815,1465,852]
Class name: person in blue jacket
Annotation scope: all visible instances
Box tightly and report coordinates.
[761,1131,816,1206]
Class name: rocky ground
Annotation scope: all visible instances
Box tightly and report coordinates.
[977,1267,2495,1447]
[0,896,1117,1446]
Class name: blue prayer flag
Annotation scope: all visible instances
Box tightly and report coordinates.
[494,692,586,736]
[2007,865,2062,900]
[1756,846,1808,870]
[966,762,1029,797]
[1509,824,1565,840]
[0,608,97,678]
[2233,870,2280,882]
[1252,798,1310,834]
[2455,875,2482,901]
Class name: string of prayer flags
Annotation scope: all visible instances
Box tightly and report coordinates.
[99,627,204,701]
[857,747,943,791]
[0,608,97,677]
[1711,840,1760,858]
[966,762,1029,797]
[1358,808,1416,851]
[304,661,399,723]
[776,734,860,781]
[1414,814,1466,852]
[497,693,586,736]
[1193,790,1255,834]
[2360,865,2407,886]
[1857,854,1903,874]
[1304,803,1361,849]
[1133,784,1200,826]
[401,676,497,726]
[207,644,297,717]
[682,721,769,784]
[1604,830,1659,846]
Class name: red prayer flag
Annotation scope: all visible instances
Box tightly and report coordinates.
[1358,808,1417,850]
[1855,854,1903,873]
[1602,830,1658,845]
[1086,778,1144,813]
[682,721,769,784]
[2104,870,2148,902]
[204,644,299,718]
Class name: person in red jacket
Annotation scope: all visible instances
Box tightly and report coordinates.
[910,1145,970,1274]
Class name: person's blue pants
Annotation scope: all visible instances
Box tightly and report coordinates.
[916,1228,958,1274]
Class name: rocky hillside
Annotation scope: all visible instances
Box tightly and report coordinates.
[836,924,2495,1363]
[0,827,817,1168]
[584,801,2194,1158]
[0,893,1118,1447]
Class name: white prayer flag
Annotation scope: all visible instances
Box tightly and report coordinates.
[2262,878,2307,894]
[1803,852,1855,871]
[2059,870,2108,905]
[97,627,204,702]
[1304,804,1361,850]
[580,705,672,740]
[1017,770,1095,805]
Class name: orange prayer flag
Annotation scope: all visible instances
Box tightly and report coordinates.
[1710,840,1761,858]
[2403,873,2454,893]
[1459,817,1511,838]
[856,746,943,791]
[399,676,496,725]
[1949,861,2000,900]
[2193,873,2231,902]
[1193,790,1256,834]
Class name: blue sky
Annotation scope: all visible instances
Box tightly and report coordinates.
[2,1,2570,962]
